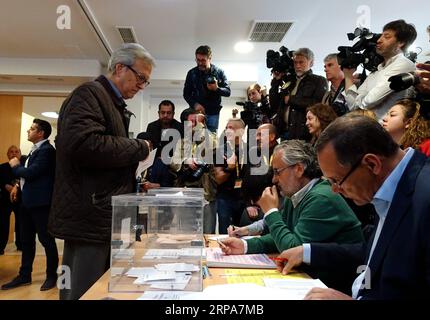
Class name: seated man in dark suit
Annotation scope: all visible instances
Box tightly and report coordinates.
[1,119,58,291]
[275,116,430,299]
[145,99,183,188]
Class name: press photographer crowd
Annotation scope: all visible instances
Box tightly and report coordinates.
[1,19,430,300]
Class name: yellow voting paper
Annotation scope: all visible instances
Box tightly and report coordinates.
[222,268,310,286]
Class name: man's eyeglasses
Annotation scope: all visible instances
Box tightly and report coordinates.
[126,65,150,87]
[273,164,296,176]
[328,156,363,189]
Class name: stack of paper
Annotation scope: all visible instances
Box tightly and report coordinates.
[263,278,327,300]
[205,247,276,269]
[125,264,199,290]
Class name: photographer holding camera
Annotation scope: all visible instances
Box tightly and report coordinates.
[183,45,231,133]
[237,83,271,130]
[171,108,218,233]
[343,20,417,120]
[321,53,349,116]
[277,48,328,141]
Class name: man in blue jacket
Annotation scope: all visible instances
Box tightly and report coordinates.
[275,116,430,300]
[1,119,58,291]
[183,45,231,133]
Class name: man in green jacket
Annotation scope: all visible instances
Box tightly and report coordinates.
[221,140,363,255]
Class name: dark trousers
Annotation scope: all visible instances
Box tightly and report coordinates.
[60,240,110,300]
[217,196,246,234]
[0,202,21,251]
[12,203,22,249]
[19,205,58,280]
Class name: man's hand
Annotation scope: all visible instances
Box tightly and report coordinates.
[246,206,259,219]
[142,182,160,191]
[304,288,353,300]
[275,246,304,275]
[184,158,198,171]
[226,152,237,171]
[343,68,359,90]
[207,80,219,91]
[9,157,20,168]
[272,71,285,80]
[227,226,249,238]
[194,103,205,114]
[257,185,279,214]
[10,185,19,203]
[219,237,245,255]
[342,68,356,79]
[415,63,430,94]
[284,95,290,105]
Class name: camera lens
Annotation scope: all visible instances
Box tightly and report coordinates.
[388,72,419,92]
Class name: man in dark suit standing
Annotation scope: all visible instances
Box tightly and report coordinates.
[1,119,58,291]
[0,145,26,254]
[275,116,430,299]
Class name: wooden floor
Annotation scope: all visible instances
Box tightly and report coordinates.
[0,251,60,300]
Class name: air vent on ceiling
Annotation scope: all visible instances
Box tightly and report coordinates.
[116,26,138,43]
[248,21,293,42]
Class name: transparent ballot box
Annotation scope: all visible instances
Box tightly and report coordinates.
[109,188,205,292]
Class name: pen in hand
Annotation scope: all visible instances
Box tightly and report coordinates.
[269,257,288,262]
[217,238,228,250]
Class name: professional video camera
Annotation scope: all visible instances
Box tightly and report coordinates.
[337,27,383,72]
[388,72,430,120]
[266,46,295,75]
[236,101,266,129]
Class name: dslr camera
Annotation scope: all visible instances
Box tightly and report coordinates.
[266,46,295,75]
[206,75,217,84]
[337,27,383,72]
[181,159,210,183]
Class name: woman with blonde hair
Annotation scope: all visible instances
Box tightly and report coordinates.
[346,108,377,120]
[382,99,430,156]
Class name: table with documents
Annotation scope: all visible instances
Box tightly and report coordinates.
[80,235,325,300]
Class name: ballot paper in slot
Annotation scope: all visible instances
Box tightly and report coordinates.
[205,247,276,269]
[135,148,157,179]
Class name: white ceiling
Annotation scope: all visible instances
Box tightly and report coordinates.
[1,0,429,118]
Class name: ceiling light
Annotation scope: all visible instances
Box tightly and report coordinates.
[234,41,254,54]
[42,112,59,119]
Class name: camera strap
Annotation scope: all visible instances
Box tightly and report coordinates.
[330,81,345,105]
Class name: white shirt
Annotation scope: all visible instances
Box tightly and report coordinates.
[343,53,415,120]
